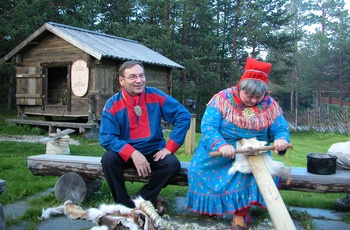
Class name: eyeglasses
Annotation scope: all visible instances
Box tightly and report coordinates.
[123,74,146,81]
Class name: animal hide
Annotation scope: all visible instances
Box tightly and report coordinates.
[228,138,291,180]
[40,197,175,230]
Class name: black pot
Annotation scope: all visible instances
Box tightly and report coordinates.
[307,153,337,175]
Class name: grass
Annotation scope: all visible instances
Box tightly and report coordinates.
[1,106,350,228]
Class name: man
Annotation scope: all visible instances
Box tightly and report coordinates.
[100,60,191,211]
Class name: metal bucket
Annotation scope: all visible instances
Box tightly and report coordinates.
[307,153,337,175]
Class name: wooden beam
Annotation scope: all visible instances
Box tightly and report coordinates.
[15,94,41,99]
[185,114,196,154]
[247,155,296,230]
[16,73,41,78]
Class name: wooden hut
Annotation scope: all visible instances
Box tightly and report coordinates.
[1,22,183,137]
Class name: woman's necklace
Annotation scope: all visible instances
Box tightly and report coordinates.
[237,92,257,118]
[242,107,256,118]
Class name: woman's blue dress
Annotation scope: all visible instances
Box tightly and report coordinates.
[185,87,290,216]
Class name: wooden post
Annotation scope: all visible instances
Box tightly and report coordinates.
[247,155,296,230]
[185,114,196,155]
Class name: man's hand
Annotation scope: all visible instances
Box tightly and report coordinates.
[153,148,171,161]
[130,151,151,177]
[219,145,236,158]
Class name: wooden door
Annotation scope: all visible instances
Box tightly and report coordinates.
[15,67,43,106]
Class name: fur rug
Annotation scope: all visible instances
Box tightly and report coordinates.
[40,197,209,230]
[41,196,174,230]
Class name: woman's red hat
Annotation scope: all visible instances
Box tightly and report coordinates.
[238,57,272,85]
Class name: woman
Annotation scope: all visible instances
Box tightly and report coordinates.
[185,57,290,230]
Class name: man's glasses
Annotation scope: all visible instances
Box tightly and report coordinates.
[123,74,146,81]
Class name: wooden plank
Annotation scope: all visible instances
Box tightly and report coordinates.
[15,94,41,99]
[247,155,296,230]
[6,119,97,129]
[16,67,39,75]
[185,114,196,154]
[16,73,41,78]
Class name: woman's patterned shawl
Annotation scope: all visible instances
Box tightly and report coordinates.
[207,86,282,130]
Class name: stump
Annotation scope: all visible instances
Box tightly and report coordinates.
[45,135,71,155]
[54,172,102,204]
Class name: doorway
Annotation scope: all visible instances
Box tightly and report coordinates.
[47,66,68,105]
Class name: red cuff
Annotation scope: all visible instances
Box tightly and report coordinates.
[165,139,181,153]
[119,144,136,162]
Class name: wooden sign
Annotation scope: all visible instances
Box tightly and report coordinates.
[71,60,89,97]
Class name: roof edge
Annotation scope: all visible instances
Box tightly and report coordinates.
[45,23,102,60]
[0,24,48,63]
[47,22,139,44]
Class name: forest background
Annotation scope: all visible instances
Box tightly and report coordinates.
[1,0,350,129]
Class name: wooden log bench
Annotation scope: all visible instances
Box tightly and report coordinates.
[0,179,6,230]
[27,154,350,204]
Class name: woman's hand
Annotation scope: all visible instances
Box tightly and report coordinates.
[219,145,236,158]
[273,139,289,154]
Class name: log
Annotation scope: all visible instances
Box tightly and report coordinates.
[247,155,296,230]
[27,154,189,186]
[27,154,350,193]
[280,167,350,193]
[54,172,87,204]
[28,155,104,179]
[54,172,102,204]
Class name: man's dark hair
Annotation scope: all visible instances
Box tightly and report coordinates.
[119,61,144,76]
